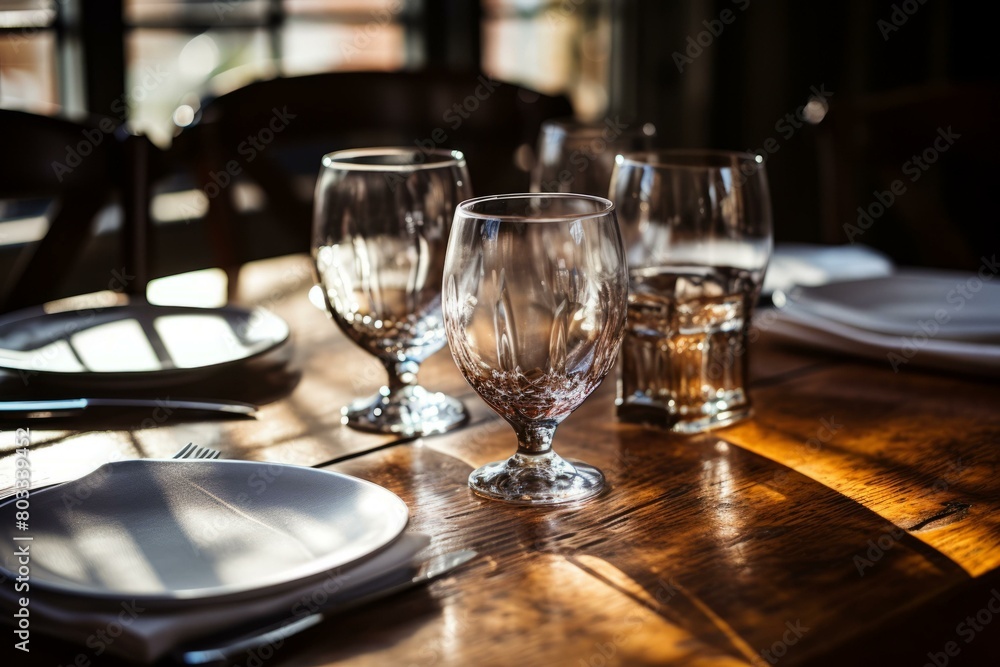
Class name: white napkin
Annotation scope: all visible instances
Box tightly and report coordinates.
[776,269,1000,342]
[766,268,1000,376]
[762,243,893,295]
[767,304,1000,375]
[1,531,429,663]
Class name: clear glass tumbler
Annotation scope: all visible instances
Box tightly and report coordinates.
[610,150,773,433]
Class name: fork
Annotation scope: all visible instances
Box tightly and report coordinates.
[0,444,222,502]
[172,443,222,460]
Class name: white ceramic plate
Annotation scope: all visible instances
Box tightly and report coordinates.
[782,269,1000,342]
[0,302,289,376]
[0,460,408,603]
[767,305,1000,376]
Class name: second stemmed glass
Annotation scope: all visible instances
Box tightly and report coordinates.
[313,147,471,436]
[530,117,657,196]
[443,194,628,504]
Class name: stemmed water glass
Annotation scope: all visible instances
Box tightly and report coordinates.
[313,147,472,436]
[443,194,628,504]
[530,117,656,196]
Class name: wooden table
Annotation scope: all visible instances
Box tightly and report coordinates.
[5,255,1000,666]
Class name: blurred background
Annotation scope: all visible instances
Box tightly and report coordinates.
[0,0,995,307]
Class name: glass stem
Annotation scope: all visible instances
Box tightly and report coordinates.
[384,358,420,394]
[513,421,558,456]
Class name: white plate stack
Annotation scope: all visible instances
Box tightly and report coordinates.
[0,460,424,663]
[766,267,1000,376]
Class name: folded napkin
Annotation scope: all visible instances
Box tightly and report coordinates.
[762,243,893,295]
[766,268,1000,376]
[776,269,1000,342]
[1,531,429,663]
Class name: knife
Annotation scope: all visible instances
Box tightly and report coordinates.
[0,398,257,419]
[176,549,477,666]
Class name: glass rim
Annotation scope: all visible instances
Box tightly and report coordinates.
[456,193,615,223]
[321,147,466,172]
[616,149,764,169]
[541,116,657,138]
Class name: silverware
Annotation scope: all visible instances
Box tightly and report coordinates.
[0,398,256,419]
[172,443,222,460]
[176,549,478,666]
[0,444,223,502]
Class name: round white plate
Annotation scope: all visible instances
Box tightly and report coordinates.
[0,460,408,603]
[0,302,298,405]
[785,269,1000,342]
[0,302,289,376]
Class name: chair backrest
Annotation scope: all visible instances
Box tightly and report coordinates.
[0,110,154,312]
[176,70,574,268]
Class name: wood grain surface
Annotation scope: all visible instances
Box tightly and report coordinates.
[3,255,999,667]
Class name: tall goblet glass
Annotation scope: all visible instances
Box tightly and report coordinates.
[443,194,628,504]
[313,147,471,436]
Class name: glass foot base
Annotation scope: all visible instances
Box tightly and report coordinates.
[342,385,468,437]
[469,450,606,505]
[670,407,751,434]
[617,398,751,434]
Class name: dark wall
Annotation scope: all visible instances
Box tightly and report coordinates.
[610,0,996,270]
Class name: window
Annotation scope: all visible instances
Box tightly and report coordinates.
[482,0,609,119]
[0,0,62,113]
[0,0,603,303]
[125,0,422,145]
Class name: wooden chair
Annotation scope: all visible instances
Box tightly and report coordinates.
[0,110,154,312]
[175,69,574,293]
